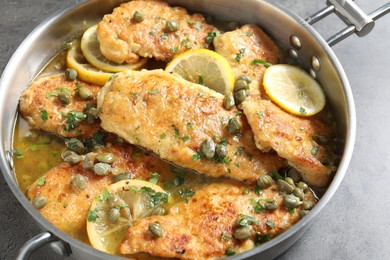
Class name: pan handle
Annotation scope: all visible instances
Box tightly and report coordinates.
[305,0,390,46]
[16,232,71,260]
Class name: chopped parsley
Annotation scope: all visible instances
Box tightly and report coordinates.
[187,122,193,127]
[172,125,179,138]
[192,152,201,160]
[299,107,307,114]
[197,91,203,98]
[40,110,48,121]
[10,149,24,159]
[187,20,196,25]
[251,59,272,68]
[255,232,271,244]
[139,186,168,208]
[311,145,320,155]
[36,177,46,187]
[179,188,195,203]
[64,110,87,132]
[149,172,160,184]
[160,133,167,139]
[205,31,220,44]
[102,188,110,200]
[149,89,159,95]
[179,135,190,142]
[266,220,275,229]
[87,210,99,222]
[257,111,264,117]
[237,214,258,227]
[161,33,169,39]
[235,48,245,63]
[198,75,204,85]
[298,90,305,99]
[225,249,236,256]
[221,231,231,241]
[170,47,178,53]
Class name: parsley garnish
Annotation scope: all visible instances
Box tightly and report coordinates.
[225,249,236,256]
[299,107,307,114]
[36,177,46,186]
[170,47,178,53]
[251,59,272,68]
[255,232,271,244]
[266,220,275,229]
[221,231,232,241]
[87,210,98,222]
[160,133,167,139]
[102,188,110,200]
[179,188,195,203]
[311,145,320,155]
[179,136,190,142]
[192,152,201,160]
[257,111,264,117]
[64,111,87,132]
[198,75,204,85]
[139,186,168,208]
[205,31,220,44]
[197,91,203,97]
[149,89,159,95]
[40,110,48,121]
[237,214,258,227]
[10,149,24,159]
[149,172,160,184]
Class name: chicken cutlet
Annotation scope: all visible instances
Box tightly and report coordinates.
[214,25,336,187]
[26,144,171,243]
[97,0,217,63]
[119,180,316,259]
[97,69,286,184]
[19,74,101,139]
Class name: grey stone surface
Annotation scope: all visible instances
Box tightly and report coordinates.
[1,0,389,259]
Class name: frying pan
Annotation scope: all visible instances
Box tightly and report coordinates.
[0,0,389,259]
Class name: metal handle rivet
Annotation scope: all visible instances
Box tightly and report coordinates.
[290,35,302,49]
[311,56,321,71]
[288,49,299,59]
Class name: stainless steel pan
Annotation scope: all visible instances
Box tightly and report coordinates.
[0,0,389,259]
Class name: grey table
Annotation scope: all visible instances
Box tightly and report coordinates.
[1,0,389,259]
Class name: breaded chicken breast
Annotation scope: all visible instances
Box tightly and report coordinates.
[214,25,336,187]
[26,144,171,242]
[97,0,217,63]
[98,70,286,184]
[119,181,316,259]
[19,74,101,138]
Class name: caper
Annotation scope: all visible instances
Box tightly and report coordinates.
[65,68,77,80]
[234,89,249,104]
[234,79,249,92]
[61,150,76,160]
[33,194,47,209]
[78,86,93,100]
[223,92,235,110]
[85,106,99,124]
[71,174,87,190]
[283,194,301,208]
[108,208,120,224]
[113,172,133,183]
[237,75,252,84]
[234,226,253,241]
[299,210,309,218]
[165,20,179,32]
[93,162,111,175]
[64,153,83,165]
[65,138,85,154]
[302,200,314,210]
[285,177,295,188]
[215,144,228,159]
[293,187,304,200]
[148,222,165,237]
[133,11,145,23]
[277,179,294,194]
[287,168,301,183]
[82,153,95,170]
[257,175,274,189]
[58,92,71,104]
[96,153,116,164]
[108,194,121,208]
[151,207,166,216]
[226,117,242,135]
[264,200,278,211]
[297,182,309,192]
[200,139,216,159]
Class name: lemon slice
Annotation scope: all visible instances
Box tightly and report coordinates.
[86,179,168,254]
[165,49,235,95]
[66,40,113,86]
[263,64,326,116]
[81,25,148,72]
